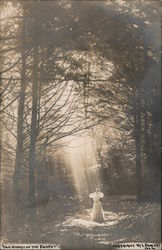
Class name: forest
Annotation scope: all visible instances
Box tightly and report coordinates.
[0,0,161,249]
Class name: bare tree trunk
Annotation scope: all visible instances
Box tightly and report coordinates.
[144,102,153,177]
[28,47,38,206]
[133,90,142,201]
[144,103,149,155]
[13,51,27,201]
[13,11,27,201]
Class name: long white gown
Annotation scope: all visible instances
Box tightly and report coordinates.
[89,191,105,223]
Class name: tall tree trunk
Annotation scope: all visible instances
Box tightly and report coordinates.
[28,47,38,206]
[13,52,27,200]
[133,90,142,201]
[144,103,149,156]
[13,13,27,202]
[144,102,154,193]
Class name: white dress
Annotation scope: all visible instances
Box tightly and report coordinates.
[89,192,105,223]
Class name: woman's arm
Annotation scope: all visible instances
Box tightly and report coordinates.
[99,192,104,198]
[89,193,94,198]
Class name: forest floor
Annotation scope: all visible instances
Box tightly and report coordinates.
[1,196,161,250]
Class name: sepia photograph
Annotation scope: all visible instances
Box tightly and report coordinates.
[0,0,161,249]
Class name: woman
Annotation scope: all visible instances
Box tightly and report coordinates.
[89,188,105,223]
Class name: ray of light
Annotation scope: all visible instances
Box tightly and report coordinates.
[64,134,102,196]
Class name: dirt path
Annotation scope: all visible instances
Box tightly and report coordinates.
[1,199,161,249]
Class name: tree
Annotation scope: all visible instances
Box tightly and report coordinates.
[13,6,28,201]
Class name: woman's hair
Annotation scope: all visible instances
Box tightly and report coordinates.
[96,188,100,192]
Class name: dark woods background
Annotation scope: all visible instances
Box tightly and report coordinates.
[0,0,161,247]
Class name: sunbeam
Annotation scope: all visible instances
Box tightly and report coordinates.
[64,134,102,195]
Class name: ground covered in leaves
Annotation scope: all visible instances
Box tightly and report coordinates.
[1,196,161,249]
